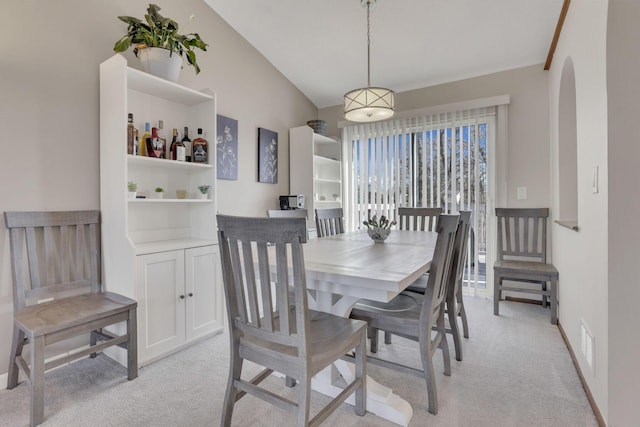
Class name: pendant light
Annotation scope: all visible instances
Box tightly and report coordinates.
[344,0,395,122]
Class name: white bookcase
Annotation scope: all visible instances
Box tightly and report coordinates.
[289,125,342,231]
[99,54,223,366]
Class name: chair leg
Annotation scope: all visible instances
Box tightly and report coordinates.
[384,331,392,345]
[127,308,138,380]
[221,351,243,427]
[369,328,379,353]
[30,336,45,427]
[7,326,24,389]
[90,328,99,358]
[447,297,463,361]
[541,281,548,308]
[420,334,439,415]
[493,274,501,316]
[354,332,366,416]
[296,376,311,426]
[550,278,558,325]
[285,376,296,387]
[456,287,469,339]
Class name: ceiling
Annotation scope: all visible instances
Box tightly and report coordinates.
[204,0,564,109]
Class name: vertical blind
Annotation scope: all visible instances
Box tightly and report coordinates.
[341,106,499,291]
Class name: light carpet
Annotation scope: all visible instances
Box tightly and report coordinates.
[0,296,598,426]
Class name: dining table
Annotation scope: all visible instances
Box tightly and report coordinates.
[300,229,438,427]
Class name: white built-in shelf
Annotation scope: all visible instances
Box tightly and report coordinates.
[129,198,213,203]
[134,238,218,255]
[128,155,213,170]
[127,67,213,106]
[314,178,341,184]
[314,155,340,164]
[313,133,340,145]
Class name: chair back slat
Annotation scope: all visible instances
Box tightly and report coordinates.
[422,214,458,314]
[4,210,101,311]
[450,211,472,290]
[218,215,308,348]
[398,207,442,232]
[495,208,549,262]
[267,209,308,219]
[315,208,344,237]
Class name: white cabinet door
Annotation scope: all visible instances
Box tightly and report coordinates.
[136,250,186,363]
[185,245,223,341]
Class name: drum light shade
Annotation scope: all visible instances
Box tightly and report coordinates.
[344,86,395,122]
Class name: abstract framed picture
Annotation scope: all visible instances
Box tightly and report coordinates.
[258,127,278,184]
[216,115,238,180]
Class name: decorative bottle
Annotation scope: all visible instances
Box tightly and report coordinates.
[139,122,151,156]
[170,128,185,161]
[192,128,208,163]
[158,120,168,159]
[182,126,192,162]
[146,127,165,158]
[127,113,135,155]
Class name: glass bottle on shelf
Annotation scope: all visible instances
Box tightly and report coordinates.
[192,128,208,163]
[170,128,186,161]
[146,127,165,158]
[127,113,136,155]
[139,122,151,156]
[182,126,192,162]
[158,120,168,159]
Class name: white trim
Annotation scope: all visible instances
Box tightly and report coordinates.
[338,95,511,128]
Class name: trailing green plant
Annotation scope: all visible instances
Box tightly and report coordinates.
[363,215,396,230]
[113,4,208,74]
[197,185,210,194]
[155,187,164,193]
[127,181,137,192]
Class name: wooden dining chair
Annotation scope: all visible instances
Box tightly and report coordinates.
[4,210,138,427]
[350,214,459,415]
[401,211,471,361]
[382,207,442,345]
[217,214,367,426]
[494,208,559,324]
[314,208,344,237]
[397,206,442,231]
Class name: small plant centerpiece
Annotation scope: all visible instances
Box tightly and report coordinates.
[127,181,137,199]
[197,184,210,199]
[154,187,164,199]
[363,215,396,243]
[113,4,208,81]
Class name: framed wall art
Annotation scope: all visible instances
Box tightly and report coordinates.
[216,114,238,180]
[257,127,278,184]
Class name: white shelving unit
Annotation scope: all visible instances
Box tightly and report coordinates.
[99,54,223,366]
[289,125,342,231]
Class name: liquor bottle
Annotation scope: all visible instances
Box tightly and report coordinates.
[139,122,151,156]
[146,127,165,158]
[170,128,185,161]
[127,113,135,155]
[192,128,208,163]
[182,126,192,162]
[134,130,140,156]
[157,120,167,159]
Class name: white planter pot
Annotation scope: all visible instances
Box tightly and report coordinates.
[128,191,136,199]
[138,47,183,82]
[196,193,207,200]
[153,192,164,199]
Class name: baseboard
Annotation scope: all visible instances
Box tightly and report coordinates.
[505,296,545,306]
[0,372,6,390]
[557,321,606,427]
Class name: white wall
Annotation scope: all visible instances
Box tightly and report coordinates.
[606,1,640,426]
[547,0,609,422]
[0,0,317,376]
[320,64,552,209]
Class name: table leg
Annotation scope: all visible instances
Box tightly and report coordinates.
[308,292,414,426]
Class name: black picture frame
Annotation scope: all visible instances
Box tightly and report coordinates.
[216,115,238,180]
[257,127,278,183]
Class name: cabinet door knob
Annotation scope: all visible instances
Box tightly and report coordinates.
[179,295,185,300]
[188,292,194,297]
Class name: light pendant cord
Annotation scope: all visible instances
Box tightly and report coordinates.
[366,0,371,87]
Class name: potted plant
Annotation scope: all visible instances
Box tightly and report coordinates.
[127,181,137,199]
[197,185,210,199]
[154,187,165,199]
[113,4,208,81]
[363,215,396,243]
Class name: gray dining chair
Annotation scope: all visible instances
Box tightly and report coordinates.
[217,214,367,426]
[350,214,459,415]
[4,210,138,427]
[266,208,308,219]
[402,211,471,361]
[382,207,442,345]
[494,208,559,324]
[314,208,344,237]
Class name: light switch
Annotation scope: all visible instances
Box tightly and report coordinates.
[516,187,527,200]
[593,166,599,194]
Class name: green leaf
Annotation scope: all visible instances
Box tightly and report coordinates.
[113,36,132,53]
